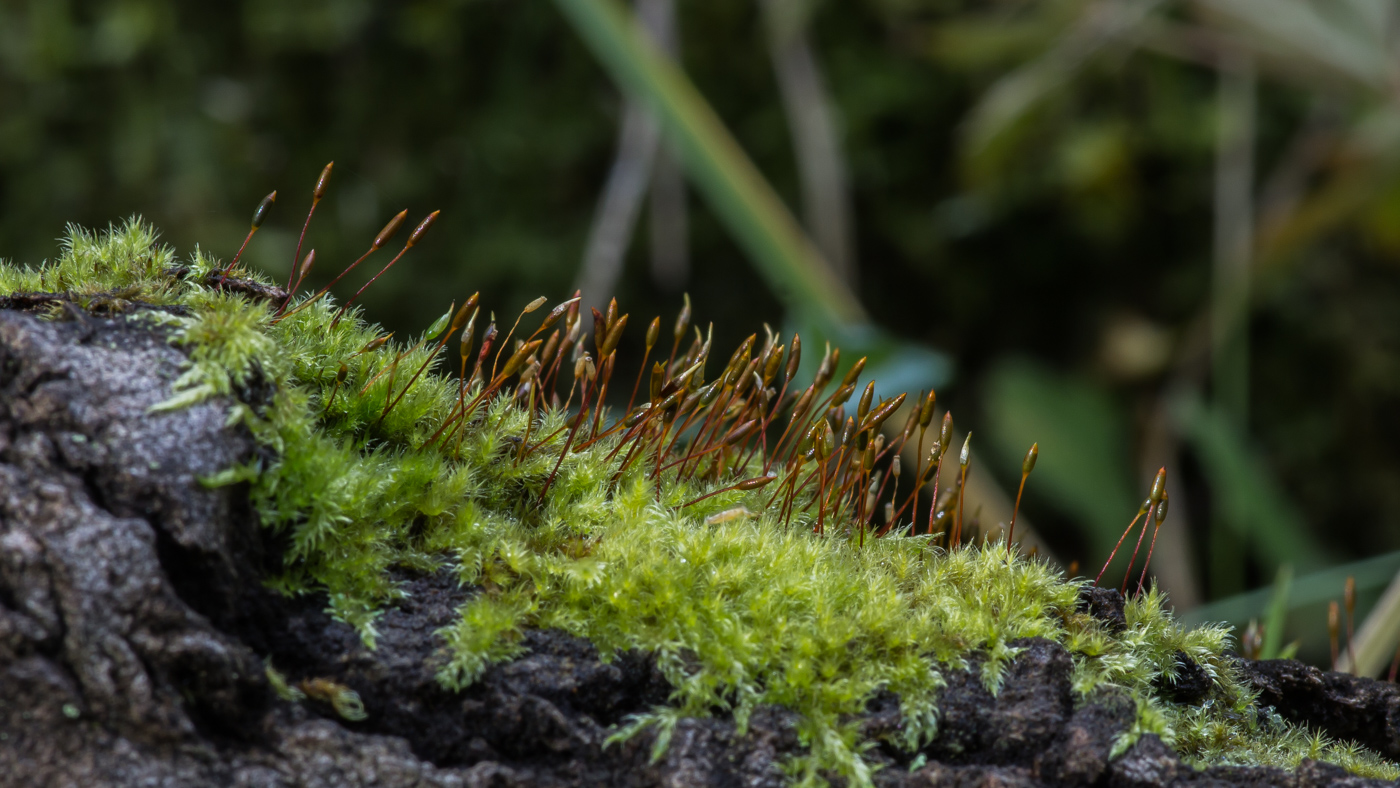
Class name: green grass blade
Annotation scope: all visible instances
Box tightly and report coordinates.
[1182,551,1400,629]
[1343,570,1400,677]
[551,0,866,331]
[1260,564,1293,659]
[961,0,1167,156]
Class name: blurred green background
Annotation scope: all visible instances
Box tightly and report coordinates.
[5,0,1400,670]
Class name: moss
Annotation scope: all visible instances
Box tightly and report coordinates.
[4,218,1398,785]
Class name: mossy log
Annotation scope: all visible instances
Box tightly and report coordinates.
[2,223,1399,786]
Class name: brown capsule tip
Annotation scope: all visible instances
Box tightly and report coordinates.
[656,388,683,412]
[831,383,856,409]
[840,356,868,388]
[939,411,953,448]
[299,249,316,277]
[816,421,835,459]
[759,344,781,381]
[478,329,498,360]
[814,343,835,386]
[747,370,764,399]
[502,339,543,378]
[624,402,654,427]
[725,420,760,444]
[601,314,629,357]
[959,432,972,466]
[1153,493,1169,524]
[736,475,777,491]
[673,293,692,339]
[784,334,802,381]
[336,364,348,383]
[790,386,814,415]
[727,334,757,370]
[538,329,559,362]
[920,452,940,483]
[650,361,666,401]
[591,307,607,351]
[857,382,875,421]
[252,191,277,228]
[1149,466,1167,504]
[1022,443,1039,475]
[840,416,857,448]
[646,316,661,350]
[373,210,410,249]
[678,390,702,414]
[407,210,441,247]
[313,162,334,200]
[449,301,476,333]
[360,335,391,353]
[459,331,475,361]
[918,390,937,428]
[860,393,906,433]
[539,296,580,332]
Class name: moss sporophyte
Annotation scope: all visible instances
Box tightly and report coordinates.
[3,209,1397,785]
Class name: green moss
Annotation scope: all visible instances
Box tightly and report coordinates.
[4,218,1398,785]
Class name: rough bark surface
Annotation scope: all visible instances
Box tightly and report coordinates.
[0,306,1395,787]
[1235,657,1400,762]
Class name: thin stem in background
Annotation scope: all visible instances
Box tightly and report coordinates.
[1208,52,1256,600]
[760,0,855,285]
[573,0,678,312]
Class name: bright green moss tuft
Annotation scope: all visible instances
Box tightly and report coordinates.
[4,219,1398,785]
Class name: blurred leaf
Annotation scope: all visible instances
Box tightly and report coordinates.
[1183,550,1400,628]
[1344,569,1400,677]
[982,358,1138,552]
[1261,563,1293,658]
[930,17,1066,69]
[958,0,1400,273]
[1256,105,1400,265]
[961,0,1168,156]
[762,0,819,44]
[1170,393,1330,573]
[965,0,1393,157]
[1193,0,1392,92]
[552,0,865,333]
